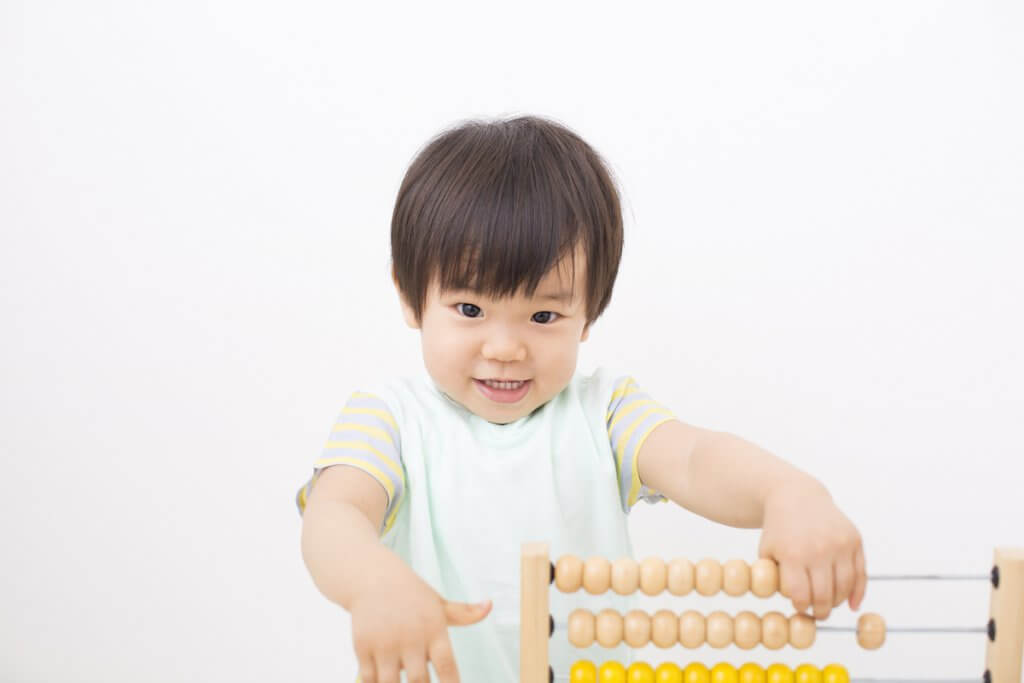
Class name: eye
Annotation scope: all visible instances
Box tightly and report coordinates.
[531,311,559,324]
[455,303,482,318]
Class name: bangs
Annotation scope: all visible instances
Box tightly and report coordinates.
[392,115,622,322]
[433,161,584,301]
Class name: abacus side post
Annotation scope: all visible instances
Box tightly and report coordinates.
[984,547,1024,683]
[521,542,550,683]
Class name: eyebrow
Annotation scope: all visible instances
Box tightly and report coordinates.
[536,290,575,305]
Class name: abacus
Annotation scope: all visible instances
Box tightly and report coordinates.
[520,543,1024,683]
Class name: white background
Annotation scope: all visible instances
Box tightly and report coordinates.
[3,1,1023,680]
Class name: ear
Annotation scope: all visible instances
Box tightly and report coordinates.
[392,268,421,330]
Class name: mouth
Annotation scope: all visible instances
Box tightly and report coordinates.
[473,378,532,404]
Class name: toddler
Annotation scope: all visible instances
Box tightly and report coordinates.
[297,115,865,683]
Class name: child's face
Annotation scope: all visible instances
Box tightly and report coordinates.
[399,249,591,424]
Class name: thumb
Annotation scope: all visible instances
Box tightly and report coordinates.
[442,598,492,626]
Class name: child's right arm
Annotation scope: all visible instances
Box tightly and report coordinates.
[300,465,491,683]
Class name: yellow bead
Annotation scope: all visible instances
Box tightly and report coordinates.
[766,664,794,683]
[628,662,657,683]
[683,663,711,683]
[572,660,598,683]
[739,663,766,683]
[711,663,739,683]
[821,665,850,683]
[655,663,684,683]
[794,665,821,683]
[600,661,628,683]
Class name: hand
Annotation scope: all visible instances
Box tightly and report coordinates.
[757,481,866,620]
[349,565,491,683]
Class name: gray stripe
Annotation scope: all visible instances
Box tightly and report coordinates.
[312,392,406,522]
[607,391,655,447]
[324,429,399,465]
[614,408,671,510]
[338,394,401,447]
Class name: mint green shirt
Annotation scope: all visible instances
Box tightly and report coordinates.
[297,367,675,682]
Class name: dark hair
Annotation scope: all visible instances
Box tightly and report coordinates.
[391,114,624,325]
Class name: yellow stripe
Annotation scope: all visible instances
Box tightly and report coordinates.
[625,416,676,507]
[607,397,658,434]
[614,406,674,469]
[341,406,398,431]
[382,493,403,536]
[322,441,403,482]
[331,422,394,445]
[605,379,640,419]
[313,456,396,502]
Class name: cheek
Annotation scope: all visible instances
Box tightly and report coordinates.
[422,326,470,371]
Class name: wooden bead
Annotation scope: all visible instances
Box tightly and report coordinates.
[738,664,765,683]
[655,663,683,683]
[667,558,695,595]
[599,661,627,683]
[857,612,886,650]
[651,609,679,648]
[567,608,596,648]
[571,660,597,683]
[722,559,751,596]
[629,662,656,683]
[766,664,793,683]
[595,608,623,647]
[683,663,710,683]
[750,558,779,597]
[695,558,723,596]
[733,610,761,650]
[555,555,583,592]
[611,557,640,595]
[711,663,738,683]
[705,610,733,648]
[583,556,611,594]
[794,664,821,683]
[761,611,789,649]
[623,609,651,647]
[639,557,668,595]
[678,610,706,648]
[821,665,849,683]
[789,613,816,648]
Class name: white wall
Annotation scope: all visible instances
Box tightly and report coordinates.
[2,1,1022,680]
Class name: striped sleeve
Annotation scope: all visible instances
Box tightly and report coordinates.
[295,391,406,535]
[606,376,676,512]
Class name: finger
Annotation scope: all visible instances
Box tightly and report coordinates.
[779,562,811,615]
[443,599,492,626]
[375,654,400,683]
[429,636,460,683]
[356,653,377,683]
[850,545,868,610]
[809,563,834,620]
[833,555,855,608]
[402,650,430,683]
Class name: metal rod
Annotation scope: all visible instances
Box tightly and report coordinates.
[852,680,983,683]
[868,574,989,581]
[555,676,982,683]
[818,625,987,634]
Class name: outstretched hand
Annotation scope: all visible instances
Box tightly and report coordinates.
[757,482,866,620]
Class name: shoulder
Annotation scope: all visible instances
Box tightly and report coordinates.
[566,366,637,411]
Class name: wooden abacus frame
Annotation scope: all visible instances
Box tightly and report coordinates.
[520,543,1024,683]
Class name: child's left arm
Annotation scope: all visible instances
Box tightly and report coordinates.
[637,419,866,620]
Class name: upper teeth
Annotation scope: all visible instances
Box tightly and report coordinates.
[484,380,525,390]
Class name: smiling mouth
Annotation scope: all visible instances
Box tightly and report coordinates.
[477,379,529,390]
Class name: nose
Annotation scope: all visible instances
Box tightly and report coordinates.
[481,327,527,362]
